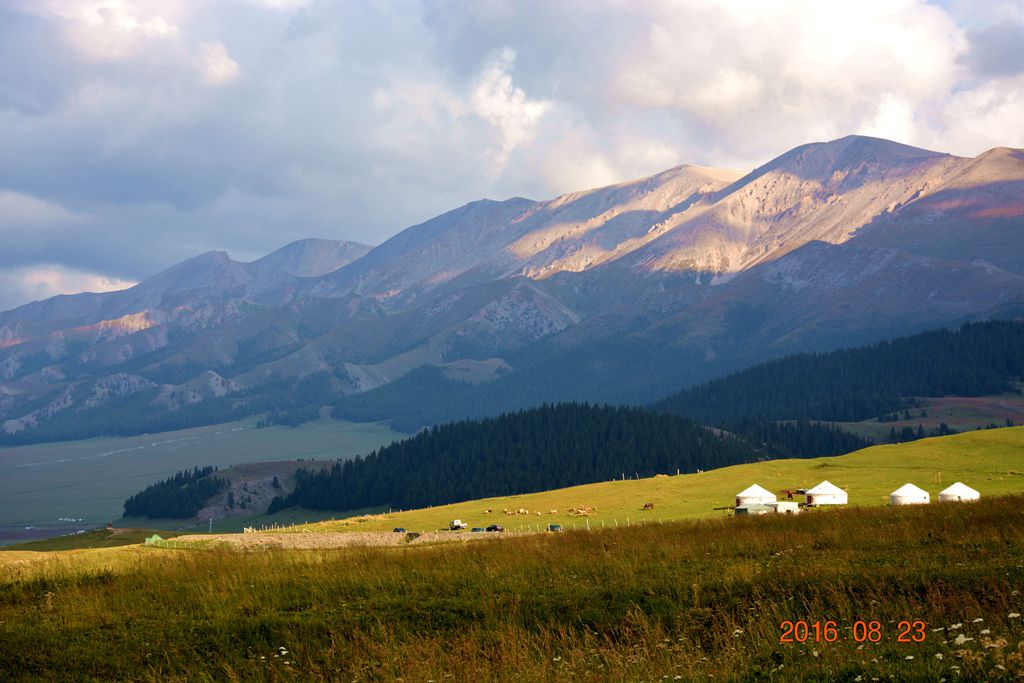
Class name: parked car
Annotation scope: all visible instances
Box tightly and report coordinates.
[393,527,406,533]
[547,524,562,532]
[486,524,504,532]
[471,527,486,533]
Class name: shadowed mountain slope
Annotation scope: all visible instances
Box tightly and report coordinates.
[1,136,1022,441]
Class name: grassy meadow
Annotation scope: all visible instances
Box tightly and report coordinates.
[0,417,401,544]
[2,493,1023,681]
[0,527,184,552]
[289,426,1024,535]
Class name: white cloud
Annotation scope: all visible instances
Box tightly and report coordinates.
[0,192,89,226]
[240,0,313,9]
[196,41,239,85]
[471,48,551,155]
[611,0,964,162]
[933,74,1024,150]
[0,265,135,311]
[862,95,918,145]
[24,1,183,62]
[0,0,1022,310]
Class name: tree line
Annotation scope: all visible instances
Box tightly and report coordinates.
[267,402,867,515]
[654,321,1024,424]
[123,466,228,519]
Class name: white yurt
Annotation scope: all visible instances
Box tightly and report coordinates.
[939,482,980,503]
[735,484,777,508]
[890,483,930,506]
[767,501,801,514]
[805,480,848,506]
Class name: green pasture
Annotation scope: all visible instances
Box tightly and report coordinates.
[2,492,1023,681]
[2,528,184,552]
[296,425,1024,534]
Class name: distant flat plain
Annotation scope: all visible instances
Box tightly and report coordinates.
[0,417,401,544]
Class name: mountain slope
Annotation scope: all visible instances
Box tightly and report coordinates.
[1,136,1022,441]
[653,320,1024,423]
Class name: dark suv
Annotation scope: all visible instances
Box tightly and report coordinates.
[486,524,504,532]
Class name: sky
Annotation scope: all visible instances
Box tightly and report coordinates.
[1,0,1023,311]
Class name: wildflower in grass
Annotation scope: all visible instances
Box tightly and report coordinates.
[1009,613,1021,619]
[949,623,963,630]
[732,629,743,636]
[980,629,990,635]
[905,655,914,660]
[972,618,983,623]
[954,634,973,645]
[934,653,943,660]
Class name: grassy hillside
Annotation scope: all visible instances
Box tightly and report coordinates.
[292,426,1024,534]
[0,416,401,544]
[829,391,1024,441]
[119,503,377,536]
[2,492,1023,680]
[2,528,183,552]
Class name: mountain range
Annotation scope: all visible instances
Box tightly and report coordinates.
[2,135,1022,439]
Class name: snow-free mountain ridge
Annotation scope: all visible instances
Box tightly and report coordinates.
[1,136,1022,438]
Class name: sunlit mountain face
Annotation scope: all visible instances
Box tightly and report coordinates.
[1,137,1022,439]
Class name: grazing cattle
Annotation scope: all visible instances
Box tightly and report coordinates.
[549,509,558,515]
[642,502,654,510]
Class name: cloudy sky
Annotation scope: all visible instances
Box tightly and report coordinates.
[1,0,1022,310]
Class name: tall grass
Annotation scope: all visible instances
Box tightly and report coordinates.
[3,497,1024,681]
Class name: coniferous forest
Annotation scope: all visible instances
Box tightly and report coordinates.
[655,321,1024,424]
[267,403,866,515]
[122,466,228,519]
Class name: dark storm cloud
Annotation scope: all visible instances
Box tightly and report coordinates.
[0,9,80,115]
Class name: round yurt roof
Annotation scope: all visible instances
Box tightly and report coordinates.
[806,480,845,495]
[939,482,980,498]
[891,482,928,497]
[736,484,775,498]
